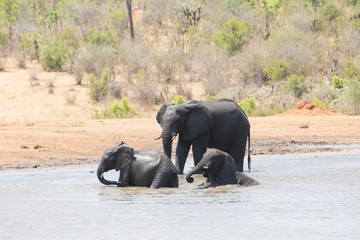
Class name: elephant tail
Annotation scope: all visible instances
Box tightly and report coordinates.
[248,130,251,171]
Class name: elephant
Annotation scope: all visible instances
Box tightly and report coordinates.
[156,99,251,174]
[97,141,179,189]
[185,149,259,188]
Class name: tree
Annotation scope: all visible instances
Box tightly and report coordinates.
[125,0,134,41]
[258,0,282,39]
[210,18,253,55]
[0,0,19,45]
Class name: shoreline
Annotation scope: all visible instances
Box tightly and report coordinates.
[1,116,360,172]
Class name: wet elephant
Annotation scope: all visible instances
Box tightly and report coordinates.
[185,149,259,188]
[156,99,251,174]
[97,141,179,189]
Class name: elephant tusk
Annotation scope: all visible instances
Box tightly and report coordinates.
[171,135,177,140]
[154,136,162,140]
[203,166,209,169]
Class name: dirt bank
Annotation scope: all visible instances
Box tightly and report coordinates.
[1,115,360,171]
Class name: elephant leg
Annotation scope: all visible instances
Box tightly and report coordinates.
[150,171,176,189]
[230,133,248,172]
[192,131,210,166]
[175,136,191,174]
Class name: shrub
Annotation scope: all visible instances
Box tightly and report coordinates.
[84,28,118,47]
[93,99,138,119]
[172,95,186,105]
[342,60,360,80]
[332,76,344,89]
[210,18,253,55]
[239,97,256,116]
[264,59,294,84]
[284,74,309,98]
[312,98,329,109]
[206,95,217,102]
[88,70,109,102]
[41,43,69,72]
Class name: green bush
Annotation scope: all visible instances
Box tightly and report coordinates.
[239,97,256,116]
[88,69,109,102]
[93,99,138,119]
[210,18,253,55]
[285,74,309,98]
[206,95,217,102]
[332,76,344,89]
[342,60,360,80]
[84,28,118,47]
[312,98,329,109]
[0,30,8,48]
[264,60,294,84]
[172,95,186,105]
[41,43,69,71]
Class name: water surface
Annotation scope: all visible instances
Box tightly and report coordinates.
[1,153,359,239]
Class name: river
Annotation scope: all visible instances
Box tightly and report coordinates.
[1,153,359,239]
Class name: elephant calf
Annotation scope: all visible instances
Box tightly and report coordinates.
[186,149,259,188]
[97,141,179,189]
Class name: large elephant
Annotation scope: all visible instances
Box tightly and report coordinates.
[156,99,251,174]
[97,141,179,189]
[185,149,259,187]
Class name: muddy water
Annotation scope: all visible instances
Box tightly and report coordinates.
[1,153,360,240]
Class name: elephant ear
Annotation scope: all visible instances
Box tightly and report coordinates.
[114,144,135,171]
[183,105,214,140]
[156,102,174,126]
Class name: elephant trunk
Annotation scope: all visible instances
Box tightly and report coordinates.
[162,130,176,159]
[185,163,204,183]
[97,163,118,186]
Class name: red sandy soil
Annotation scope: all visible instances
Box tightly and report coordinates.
[279,100,344,116]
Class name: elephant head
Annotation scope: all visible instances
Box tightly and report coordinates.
[156,101,214,159]
[185,151,225,184]
[97,141,135,186]
[186,149,237,186]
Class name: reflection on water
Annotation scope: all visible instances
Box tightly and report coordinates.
[1,153,360,239]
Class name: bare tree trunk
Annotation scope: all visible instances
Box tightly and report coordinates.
[126,0,135,41]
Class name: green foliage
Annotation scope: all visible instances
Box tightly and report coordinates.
[332,76,344,89]
[264,60,294,83]
[172,95,186,105]
[176,6,202,27]
[93,99,138,119]
[351,19,360,32]
[312,97,329,109]
[84,28,118,47]
[0,0,19,27]
[206,95,217,102]
[303,0,326,11]
[59,28,80,50]
[239,97,256,116]
[88,69,109,102]
[0,29,8,48]
[210,18,253,55]
[342,60,360,80]
[320,4,342,23]
[260,0,282,12]
[41,43,69,72]
[285,74,309,98]
[21,33,43,59]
